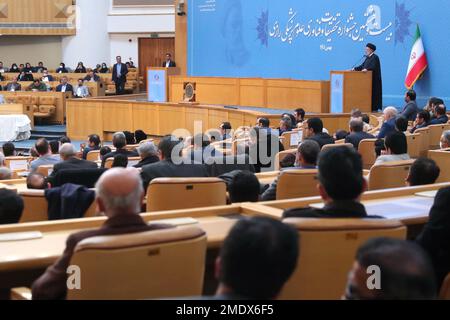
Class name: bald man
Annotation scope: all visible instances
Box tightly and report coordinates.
[32,168,173,300]
[48,143,97,180]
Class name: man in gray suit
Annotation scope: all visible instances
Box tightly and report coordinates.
[5,78,21,92]
[140,135,209,190]
[400,90,420,121]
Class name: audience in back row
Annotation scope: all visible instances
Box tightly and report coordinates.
[345,119,375,149]
[101,132,138,167]
[303,117,334,148]
[430,104,448,125]
[48,143,97,180]
[410,111,431,133]
[406,158,440,187]
[374,131,410,165]
[30,139,61,172]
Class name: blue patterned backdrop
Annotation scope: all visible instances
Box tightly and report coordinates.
[187,0,450,108]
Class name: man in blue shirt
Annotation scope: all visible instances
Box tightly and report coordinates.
[30,139,61,172]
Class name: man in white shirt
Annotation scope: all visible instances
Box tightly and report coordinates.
[162,53,176,68]
[74,79,90,98]
[56,76,74,95]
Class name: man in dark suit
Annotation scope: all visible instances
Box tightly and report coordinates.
[31,168,173,300]
[41,69,55,82]
[378,107,398,139]
[303,117,335,148]
[56,76,74,95]
[112,56,128,95]
[48,143,97,181]
[400,90,420,121]
[283,147,375,219]
[101,132,138,167]
[416,187,450,287]
[162,53,176,68]
[345,119,375,149]
[141,135,209,190]
[353,43,383,112]
[134,141,159,168]
[429,104,448,125]
[83,70,101,82]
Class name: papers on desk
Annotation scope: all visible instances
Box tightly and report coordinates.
[0,231,43,242]
[290,132,303,147]
[8,160,29,171]
[149,217,199,227]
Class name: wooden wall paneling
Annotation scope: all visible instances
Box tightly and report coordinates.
[66,100,103,141]
[185,107,209,135]
[102,102,134,133]
[132,103,160,135]
[239,78,266,107]
[158,104,186,136]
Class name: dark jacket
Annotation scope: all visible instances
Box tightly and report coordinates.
[140,159,209,190]
[401,101,420,121]
[51,168,107,188]
[429,115,449,125]
[133,155,160,168]
[45,183,96,220]
[50,157,98,178]
[282,200,381,219]
[112,63,128,83]
[378,118,396,139]
[162,60,176,68]
[416,187,450,287]
[56,83,74,94]
[83,74,101,82]
[56,67,69,73]
[306,132,335,149]
[101,148,139,167]
[31,214,173,300]
[345,131,375,149]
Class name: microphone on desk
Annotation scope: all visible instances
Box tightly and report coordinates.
[350,55,367,70]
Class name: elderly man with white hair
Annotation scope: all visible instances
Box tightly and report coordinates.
[133,141,160,168]
[0,152,12,180]
[49,143,97,179]
[441,130,450,149]
[378,106,398,139]
[101,131,139,168]
[32,167,173,300]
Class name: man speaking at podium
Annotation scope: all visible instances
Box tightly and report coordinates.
[353,43,382,112]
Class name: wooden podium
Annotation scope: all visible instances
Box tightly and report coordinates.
[147,67,180,102]
[329,71,372,113]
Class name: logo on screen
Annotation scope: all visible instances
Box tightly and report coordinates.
[154,75,160,81]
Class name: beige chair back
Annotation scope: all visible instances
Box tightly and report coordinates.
[274,149,296,171]
[429,124,450,149]
[86,150,100,162]
[440,273,450,300]
[428,149,450,183]
[368,160,415,190]
[406,133,422,158]
[67,226,207,300]
[276,169,319,200]
[414,127,430,157]
[4,156,33,171]
[358,139,378,169]
[321,143,354,152]
[279,218,407,300]
[104,157,141,169]
[281,130,302,150]
[19,190,97,223]
[146,178,227,211]
[36,165,54,177]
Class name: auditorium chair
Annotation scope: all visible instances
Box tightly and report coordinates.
[15,96,32,110]
[30,96,39,113]
[406,133,422,158]
[36,165,54,177]
[276,169,319,200]
[280,130,302,151]
[428,149,450,183]
[86,150,101,162]
[440,273,450,300]
[414,127,430,157]
[12,226,207,300]
[146,178,227,212]
[358,139,378,169]
[321,143,354,152]
[274,149,296,171]
[279,218,406,300]
[34,96,57,120]
[18,189,97,223]
[368,160,415,191]
[429,124,450,150]
[104,157,141,169]
[4,156,33,171]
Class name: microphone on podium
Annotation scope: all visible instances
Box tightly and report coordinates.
[351,55,367,70]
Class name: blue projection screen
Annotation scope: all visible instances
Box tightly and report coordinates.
[188,0,450,107]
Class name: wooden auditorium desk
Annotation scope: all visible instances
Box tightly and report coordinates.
[0,81,105,97]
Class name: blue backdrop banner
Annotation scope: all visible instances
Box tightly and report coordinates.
[188,0,450,108]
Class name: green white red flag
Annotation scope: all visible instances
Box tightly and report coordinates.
[405,25,428,89]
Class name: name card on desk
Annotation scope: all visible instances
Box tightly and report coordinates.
[0,231,43,242]
[9,160,29,171]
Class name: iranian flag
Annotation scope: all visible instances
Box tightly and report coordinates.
[405,25,428,89]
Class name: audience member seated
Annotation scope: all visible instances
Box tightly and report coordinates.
[362,114,373,132]
[27,172,50,190]
[278,116,293,136]
[334,130,349,141]
[227,170,260,203]
[294,108,306,126]
[424,97,444,116]
[256,117,270,128]
[219,122,232,141]
[31,168,173,300]
[378,107,398,139]
[440,130,450,149]
[23,63,33,73]
[247,127,284,173]
[18,71,33,82]
[0,189,24,225]
[99,63,109,73]
[41,69,54,83]
[140,135,209,190]
[2,142,16,157]
[401,89,420,121]
[406,158,440,187]
[350,109,371,132]
[81,134,101,159]
[210,216,298,300]
[74,62,87,73]
[74,79,90,98]
[83,70,100,82]
[374,132,410,166]
[134,141,159,168]
[344,238,436,300]
[33,62,46,73]
[189,133,221,164]
[395,116,409,134]
[0,61,7,73]
[56,63,68,74]
[345,119,375,149]
[30,138,61,172]
[56,76,74,94]
[410,111,431,133]
[9,63,20,73]
[429,104,448,125]
[134,130,148,143]
[100,146,112,158]
[283,147,375,219]
[5,78,21,92]
[49,140,60,158]
[101,132,138,167]
[27,79,47,92]
[416,186,450,287]
[0,167,12,180]
[123,131,136,145]
[303,117,334,148]
[112,154,128,168]
[262,140,320,201]
[279,153,296,168]
[49,143,97,179]
[59,136,71,144]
